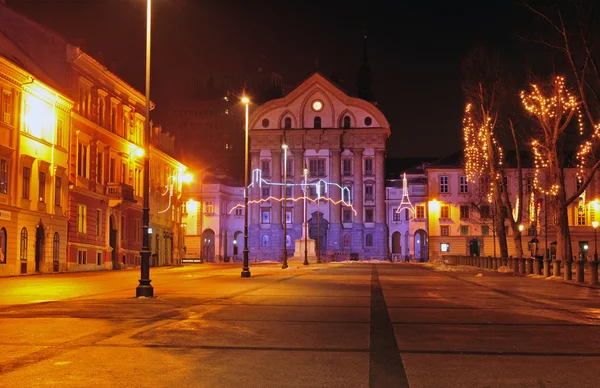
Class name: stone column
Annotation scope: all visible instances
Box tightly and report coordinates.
[328,149,342,252]
[352,148,364,256]
[374,149,388,260]
[250,151,260,225]
[293,150,304,225]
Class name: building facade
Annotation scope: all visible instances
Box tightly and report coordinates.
[0,56,73,275]
[182,179,244,262]
[247,73,390,261]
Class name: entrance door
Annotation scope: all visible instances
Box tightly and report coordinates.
[109,216,117,269]
[308,211,328,257]
[35,226,44,272]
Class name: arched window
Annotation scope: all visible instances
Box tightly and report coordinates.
[284,117,292,129]
[343,234,351,247]
[20,227,27,261]
[0,227,6,264]
[366,234,373,247]
[343,115,351,129]
[314,116,321,129]
[53,232,60,264]
[261,235,270,247]
[286,234,291,246]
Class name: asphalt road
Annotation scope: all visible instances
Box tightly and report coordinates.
[0,263,598,388]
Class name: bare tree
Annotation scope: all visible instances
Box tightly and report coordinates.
[462,47,525,258]
[525,1,600,278]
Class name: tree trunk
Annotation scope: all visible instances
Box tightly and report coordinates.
[513,232,524,258]
[494,189,508,258]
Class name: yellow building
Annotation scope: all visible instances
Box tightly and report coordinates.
[149,125,187,266]
[0,56,73,275]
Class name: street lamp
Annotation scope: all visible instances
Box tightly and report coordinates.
[282,144,288,269]
[137,0,153,297]
[592,221,598,262]
[241,96,251,278]
[303,166,309,266]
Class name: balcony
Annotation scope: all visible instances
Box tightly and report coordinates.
[106,182,136,207]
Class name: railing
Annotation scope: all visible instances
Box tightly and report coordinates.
[106,182,136,205]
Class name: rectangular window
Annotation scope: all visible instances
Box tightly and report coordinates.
[56,119,63,147]
[285,185,292,197]
[365,184,374,201]
[309,159,318,177]
[365,208,374,223]
[97,252,102,265]
[480,205,490,218]
[393,210,401,221]
[55,177,62,207]
[440,226,450,236]
[440,205,449,219]
[577,203,586,226]
[460,205,470,219]
[2,90,13,125]
[77,250,87,265]
[416,205,425,219]
[135,168,142,196]
[439,176,449,193]
[77,142,88,178]
[365,159,373,176]
[206,201,214,214]
[0,159,8,194]
[121,162,127,184]
[96,152,103,184]
[317,159,325,176]
[235,207,243,216]
[261,160,270,177]
[109,157,116,183]
[22,166,30,199]
[121,216,126,240]
[285,211,292,224]
[261,187,270,200]
[482,226,489,236]
[460,225,469,236]
[526,177,533,193]
[38,171,46,202]
[343,159,352,176]
[261,209,270,224]
[77,204,87,233]
[96,209,102,236]
[286,159,293,176]
[441,243,450,252]
[135,219,141,242]
[459,176,468,193]
[479,176,490,194]
[343,208,352,223]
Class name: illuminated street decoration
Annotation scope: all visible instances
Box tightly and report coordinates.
[395,173,415,215]
[158,171,191,213]
[229,169,356,215]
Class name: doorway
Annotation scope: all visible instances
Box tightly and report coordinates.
[308,211,328,257]
[414,229,428,262]
[109,215,118,269]
[202,229,216,262]
[35,225,44,272]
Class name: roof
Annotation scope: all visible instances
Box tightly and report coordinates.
[385,157,438,179]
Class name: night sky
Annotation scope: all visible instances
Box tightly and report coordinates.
[7,0,529,159]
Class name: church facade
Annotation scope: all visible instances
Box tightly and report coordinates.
[246,73,390,261]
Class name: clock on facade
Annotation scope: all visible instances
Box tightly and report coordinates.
[311,100,323,112]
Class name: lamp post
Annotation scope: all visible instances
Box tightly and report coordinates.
[303,166,309,266]
[136,0,153,297]
[282,144,288,269]
[593,221,598,262]
[241,96,251,278]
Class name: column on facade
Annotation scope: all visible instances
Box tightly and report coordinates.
[293,149,304,224]
[375,149,386,223]
[353,148,364,223]
[271,150,282,225]
[330,149,341,223]
[250,150,260,225]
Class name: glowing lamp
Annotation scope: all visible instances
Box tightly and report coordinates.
[135,147,145,157]
[186,199,198,214]
[428,199,440,212]
[241,96,250,104]
[181,173,193,183]
[519,224,524,232]
[282,144,288,150]
[584,244,589,251]
[593,221,598,229]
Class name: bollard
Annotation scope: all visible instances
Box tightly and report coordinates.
[589,260,599,285]
[533,257,542,275]
[575,259,585,283]
[513,257,520,273]
[520,258,527,274]
[543,259,551,277]
[564,260,572,281]
[526,258,534,274]
[553,260,562,277]
[508,257,513,270]
[493,257,499,270]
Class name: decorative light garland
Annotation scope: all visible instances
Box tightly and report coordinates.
[395,173,416,214]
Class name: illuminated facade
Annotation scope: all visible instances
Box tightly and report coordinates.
[0,56,73,276]
[149,125,187,266]
[247,73,390,261]
[182,180,244,262]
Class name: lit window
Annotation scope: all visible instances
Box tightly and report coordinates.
[0,159,8,194]
[22,166,30,199]
[20,227,27,261]
[38,171,46,203]
[416,205,425,219]
[441,226,450,236]
[440,205,449,219]
[441,243,450,252]
[77,205,87,234]
[261,209,270,224]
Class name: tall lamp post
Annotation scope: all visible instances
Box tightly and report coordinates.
[303,166,309,266]
[282,144,288,269]
[593,221,598,262]
[241,96,251,278]
[137,0,153,297]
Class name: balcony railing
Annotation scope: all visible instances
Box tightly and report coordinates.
[106,182,136,207]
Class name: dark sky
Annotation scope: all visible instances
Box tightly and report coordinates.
[7,0,527,159]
